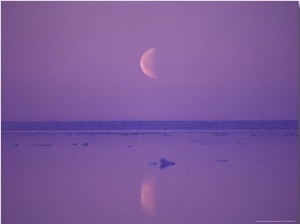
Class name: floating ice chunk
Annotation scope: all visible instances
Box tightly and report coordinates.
[160,158,175,169]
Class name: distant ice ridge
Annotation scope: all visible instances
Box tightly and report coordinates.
[1,120,298,131]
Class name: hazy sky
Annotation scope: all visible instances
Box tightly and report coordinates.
[1,2,298,121]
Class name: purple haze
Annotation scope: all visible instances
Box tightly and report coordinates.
[1,2,298,121]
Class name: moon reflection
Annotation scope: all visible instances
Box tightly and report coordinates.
[141,176,156,217]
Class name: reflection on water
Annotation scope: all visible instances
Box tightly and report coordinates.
[141,176,156,217]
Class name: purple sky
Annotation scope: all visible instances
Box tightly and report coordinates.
[1,2,298,121]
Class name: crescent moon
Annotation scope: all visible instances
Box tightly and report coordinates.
[140,48,157,79]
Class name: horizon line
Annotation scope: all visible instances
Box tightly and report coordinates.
[1,120,298,131]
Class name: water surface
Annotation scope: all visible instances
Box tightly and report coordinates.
[1,130,298,223]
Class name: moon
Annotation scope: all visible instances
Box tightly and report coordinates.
[140,48,157,79]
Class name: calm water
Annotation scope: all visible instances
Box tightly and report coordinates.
[1,130,299,224]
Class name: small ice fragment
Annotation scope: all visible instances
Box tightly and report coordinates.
[32,144,52,147]
[10,143,18,148]
[214,159,228,162]
[148,162,158,166]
